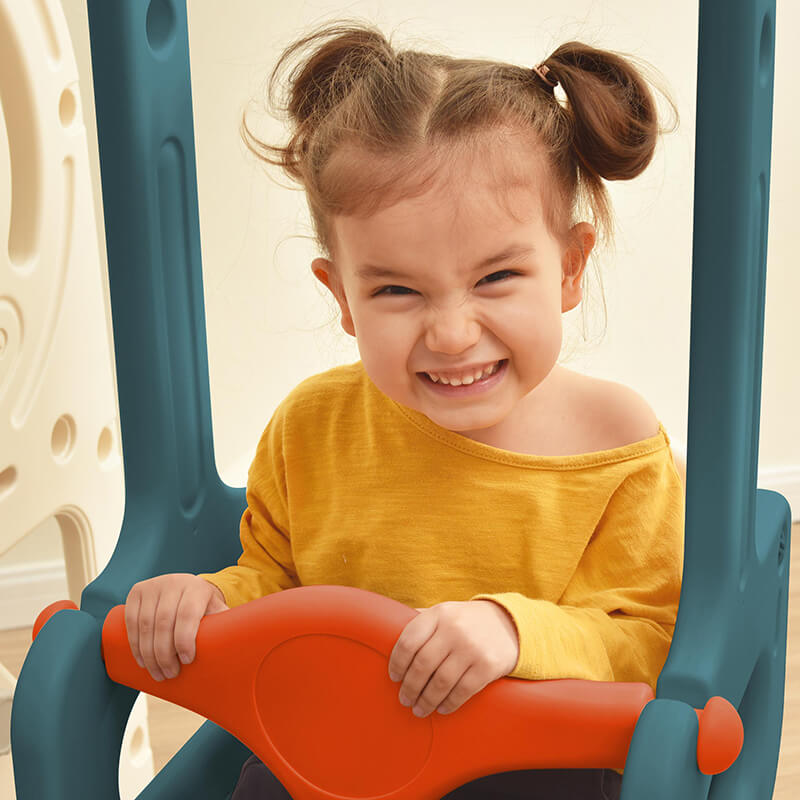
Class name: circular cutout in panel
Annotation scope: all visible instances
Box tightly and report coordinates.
[129,724,145,757]
[0,295,22,386]
[51,414,76,462]
[0,466,17,500]
[97,425,114,465]
[145,0,176,55]
[255,634,432,797]
[58,88,77,128]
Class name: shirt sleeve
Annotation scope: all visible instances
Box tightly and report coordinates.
[470,450,684,694]
[196,403,300,607]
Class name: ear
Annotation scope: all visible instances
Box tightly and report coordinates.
[311,258,356,337]
[561,222,596,313]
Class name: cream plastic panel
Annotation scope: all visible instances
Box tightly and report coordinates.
[0,0,154,796]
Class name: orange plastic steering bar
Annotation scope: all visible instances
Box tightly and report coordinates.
[36,586,744,799]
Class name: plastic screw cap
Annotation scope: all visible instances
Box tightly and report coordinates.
[696,695,744,775]
[32,599,79,641]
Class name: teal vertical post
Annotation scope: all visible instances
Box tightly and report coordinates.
[78,0,246,619]
[657,0,776,703]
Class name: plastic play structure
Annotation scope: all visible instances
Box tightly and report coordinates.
[8,0,792,797]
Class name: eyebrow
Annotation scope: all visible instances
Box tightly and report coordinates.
[355,245,536,281]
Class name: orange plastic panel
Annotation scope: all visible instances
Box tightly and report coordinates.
[100,585,742,799]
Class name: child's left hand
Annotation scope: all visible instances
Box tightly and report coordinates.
[387,600,520,718]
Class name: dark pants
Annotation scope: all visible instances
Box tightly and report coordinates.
[231,754,623,800]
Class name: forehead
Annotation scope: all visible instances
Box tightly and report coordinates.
[336,181,545,265]
[329,128,553,262]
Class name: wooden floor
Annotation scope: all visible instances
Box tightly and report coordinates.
[3,523,800,796]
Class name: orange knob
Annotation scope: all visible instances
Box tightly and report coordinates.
[32,599,78,641]
[696,695,744,775]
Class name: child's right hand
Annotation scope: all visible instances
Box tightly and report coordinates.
[124,573,229,681]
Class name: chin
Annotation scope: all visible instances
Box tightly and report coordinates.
[429,408,506,433]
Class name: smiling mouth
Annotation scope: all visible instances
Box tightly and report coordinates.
[420,359,502,383]
[418,359,509,391]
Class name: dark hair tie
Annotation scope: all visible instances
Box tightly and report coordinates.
[532,63,559,91]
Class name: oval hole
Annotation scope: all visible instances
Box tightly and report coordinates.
[58,87,77,128]
[51,415,76,463]
[145,0,176,54]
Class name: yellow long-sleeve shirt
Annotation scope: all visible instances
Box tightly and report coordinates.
[199,360,684,770]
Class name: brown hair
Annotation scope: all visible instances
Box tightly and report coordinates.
[240,18,678,347]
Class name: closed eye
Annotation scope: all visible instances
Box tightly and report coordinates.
[371,269,521,297]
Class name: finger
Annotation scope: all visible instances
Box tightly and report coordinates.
[136,589,165,681]
[173,588,207,665]
[409,650,469,718]
[151,587,186,679]
[432,662,487,716]
[388,612,437,682]
[398,635,450,713]
[124,588,144,668]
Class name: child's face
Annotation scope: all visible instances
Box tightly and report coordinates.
[311,156,595,442]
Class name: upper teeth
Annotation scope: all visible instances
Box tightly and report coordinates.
[427,360,502,385]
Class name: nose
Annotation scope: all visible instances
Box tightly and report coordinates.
[423,304,482,355]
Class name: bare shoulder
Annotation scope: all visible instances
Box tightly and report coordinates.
[592,378,661,447]
[563,368,661,450]
[573,373,685,483]
[605,381,661,444]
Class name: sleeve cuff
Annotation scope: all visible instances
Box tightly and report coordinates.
[197,574,230,607]
[469,592,613,682]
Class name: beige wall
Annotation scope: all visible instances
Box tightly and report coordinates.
[2,0,797,573]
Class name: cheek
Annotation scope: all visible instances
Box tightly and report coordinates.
[490,301,550,338]
[360,310,418,350]
[353,308,398,346]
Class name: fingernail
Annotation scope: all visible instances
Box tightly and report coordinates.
[413,706,426,717]
[135,657,144,669]
[399,693,410,706]
[389,671,399,682]
[179,652,191,665]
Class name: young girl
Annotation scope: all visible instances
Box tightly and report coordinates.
[124,19,684,800]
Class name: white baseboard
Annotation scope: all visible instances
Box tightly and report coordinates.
[0,561,69,632]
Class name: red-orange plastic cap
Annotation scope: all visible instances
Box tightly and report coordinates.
[32,600,78,642]
[696,695,744,775]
